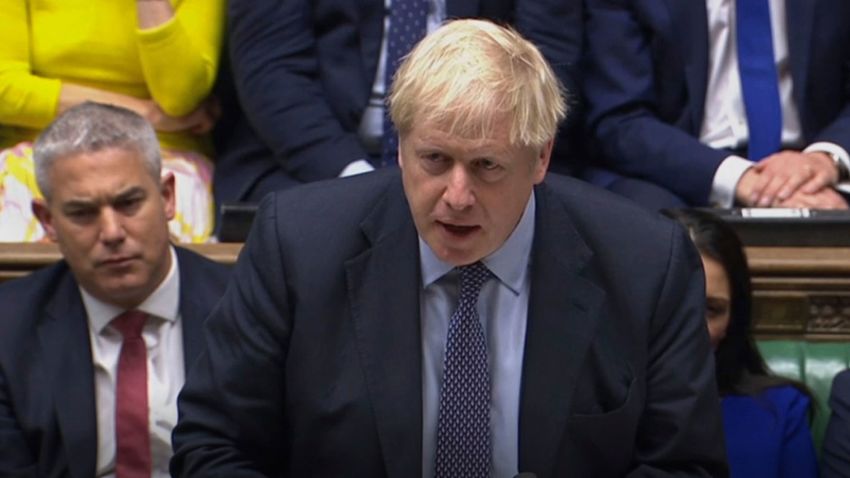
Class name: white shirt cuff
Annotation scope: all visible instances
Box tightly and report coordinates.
[710,155,754,208]
[804,142,850,193]
[339,160,375,177]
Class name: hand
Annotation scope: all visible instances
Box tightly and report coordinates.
[775,187,849,210]
[144,99,218,135]
[746,150,838,206]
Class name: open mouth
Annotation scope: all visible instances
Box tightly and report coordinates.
[439,221,481,237]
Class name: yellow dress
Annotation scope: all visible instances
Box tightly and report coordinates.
[0,0,225,242]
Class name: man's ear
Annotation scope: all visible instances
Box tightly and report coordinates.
[160,172,176,221]
[532,139,554,184]
[32,199,58,242]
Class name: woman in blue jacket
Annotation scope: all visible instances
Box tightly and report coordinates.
[667,209,818,478]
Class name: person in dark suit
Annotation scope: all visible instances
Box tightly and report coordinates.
[582,0,850,210]
[215,0,582,207]
[823,369,850,477]
[172,20,727,477]
[0,102,230,477]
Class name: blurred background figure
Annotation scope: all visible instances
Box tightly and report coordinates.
[0,0,225,242]
[583,1,850,211]
[667,208,818,478]
[216,0,582,210]
[822,368,850,476]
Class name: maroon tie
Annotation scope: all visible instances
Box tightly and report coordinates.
[111,310,151,478]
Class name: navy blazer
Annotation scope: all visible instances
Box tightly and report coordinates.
[172,169,728,476]
[823,369,850,477]
[215,0,582,206]
[583,0,850,205]
[0,247,230,478]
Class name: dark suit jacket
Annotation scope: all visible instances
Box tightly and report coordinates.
[0,247,230,478]
[582,0,850,205]
[215,0,582,206]
[823,369,850,477]
[172,169,728,477]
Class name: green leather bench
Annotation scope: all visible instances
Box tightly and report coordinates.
[757,340,850,452]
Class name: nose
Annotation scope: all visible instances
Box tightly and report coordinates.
[442,165,475,211]
[99,207,126,245]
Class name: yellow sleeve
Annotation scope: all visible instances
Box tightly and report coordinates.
[0,0,62,129]
[136,0,226,117]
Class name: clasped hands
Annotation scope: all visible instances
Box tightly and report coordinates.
[143,97,220,135]
[735,151,848,209]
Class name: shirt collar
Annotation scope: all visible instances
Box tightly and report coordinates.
[82,246,181,334]
[419,192,535,294]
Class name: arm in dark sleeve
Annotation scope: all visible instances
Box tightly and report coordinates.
[822,370,850,478]
[628,225,728,477]
[227,0,365,182]
[513,0,581,116]
[171,196,293,476]
[0,365,36,477]
[582,0,727,205]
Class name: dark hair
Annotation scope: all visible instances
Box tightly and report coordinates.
[664,209,814,404]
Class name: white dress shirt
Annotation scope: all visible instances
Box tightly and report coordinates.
[80,246,183,478]
[420,194,535,478]
[701,0,850,206]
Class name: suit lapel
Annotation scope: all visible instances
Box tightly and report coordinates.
[39,271,97,478]
[664,0,709,132]
[518,184,605,474]
[785,0,814,125]
[346,180,423,478]
[175,249,205,368]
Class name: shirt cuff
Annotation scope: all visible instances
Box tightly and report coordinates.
[710,155,754,208]
[804,142,850,191]
[339,160,375,177]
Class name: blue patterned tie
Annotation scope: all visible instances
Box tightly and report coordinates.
[435,262,492,478]
[381,0,428,167]
[737,0,782,161]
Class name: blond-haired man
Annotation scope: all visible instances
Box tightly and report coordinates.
[173,20,727,477]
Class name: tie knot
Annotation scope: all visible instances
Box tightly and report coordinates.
[111,310,148,340]
[458,262,492,299]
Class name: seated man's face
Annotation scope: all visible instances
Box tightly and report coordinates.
[399,116,550,266]
[34,147,175,309]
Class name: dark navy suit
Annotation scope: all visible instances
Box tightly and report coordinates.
[823,369,850,477]
[0,247,230,477]
[214,0,582,206]
[582,0,850,206]
[172,169,727,477]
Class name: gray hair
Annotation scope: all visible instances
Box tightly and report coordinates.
[34,102,161,201]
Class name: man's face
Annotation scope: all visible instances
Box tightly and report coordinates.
[33,147,175,309]
[399,117,551,266]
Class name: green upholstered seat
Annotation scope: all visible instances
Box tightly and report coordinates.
[756,340,850,453]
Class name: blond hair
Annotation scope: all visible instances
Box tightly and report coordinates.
[388,19,567,150]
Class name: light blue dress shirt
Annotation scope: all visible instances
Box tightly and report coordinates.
[420,193,535,478]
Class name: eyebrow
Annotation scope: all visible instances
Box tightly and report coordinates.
[61,186,147,211]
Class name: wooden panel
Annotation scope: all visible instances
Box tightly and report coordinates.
[0,242,242,283]
[1,242,849,339]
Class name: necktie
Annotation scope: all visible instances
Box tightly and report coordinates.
[435,262,492,478]
[381,0,428,167]
[736,0,782,161]
[111,310,151,478]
